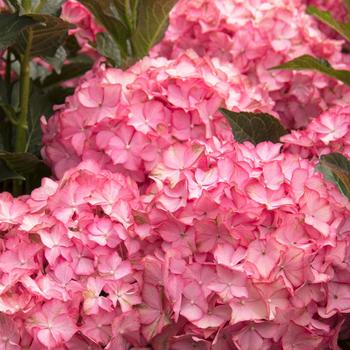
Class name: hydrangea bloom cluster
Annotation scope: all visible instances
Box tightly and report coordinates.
[153,0,350,128]
[141,139,350,349]
[0,162,141,349]
[1,0,350,348]
[282,105,350,159]
[49,0,350,127]
[42,52,274,180]
[2,138,350,348]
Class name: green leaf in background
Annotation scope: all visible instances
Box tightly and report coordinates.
[0,152,51,194]
[26,84,52,155]
[344,0,350,12]
[43,46,67,74]
[5,0,67,15]
[306,6,350,42]
[219,109,288,145]
[96,32,122,67]
[0,78,17,127]
[0,79,17,153]
[316,153,350,200]
[45,86,74,105]
[0,151,51,191]
[41,55,93,87]
[0,13,38,50]
[25,160,52,192]
[112,0,139,31]
[77,0,177,65]
[0,159,25,182]
[271,55,350,86]
[77,0,130,57]
[64,35,80,57]
[38,0,67,15]
[0,151,43,176]
[131,0,177,58]
[16,14,74,57]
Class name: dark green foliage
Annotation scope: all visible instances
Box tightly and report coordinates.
[219,109,288,145]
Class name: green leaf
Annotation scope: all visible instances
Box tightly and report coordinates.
[306,6,350,42]
[43,46,67,73]
[344,0,350,11]
[96,32,122,66]
[26,84,52,155]
[0,77,8,104]
[41,55,93,87]
[16,14,74,57]
[0,151,49,177]
[316,153,350,200]
[0,79,13,152]
[0,152,51,194]
[0,133,4,151]
[271,55,350,86]
[0,159,25,182]
[131,0,177,58]
[219,109,288,145]
[45,86,74,105]
[64,35,80,57]
[25,160,52,192]
[77,0,130,57]
[0,13,38,50]
[0,78,16,126]
[112,0,139,31]
[39,0,67,14]
[13,0,63,15]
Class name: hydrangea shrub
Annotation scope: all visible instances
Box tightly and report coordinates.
[0,0,350,349]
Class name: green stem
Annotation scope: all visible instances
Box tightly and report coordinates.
[15,28,32,153]
[13,29,33,196]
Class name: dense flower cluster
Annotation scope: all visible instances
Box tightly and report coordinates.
[154,0,350,128]
[1,0,350,349]
[282,105,350,159]
[0,162,141,349]
[56,0,350,127]
[141,139,350,349]
[42,52,275,180]
[2,140,350,349]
